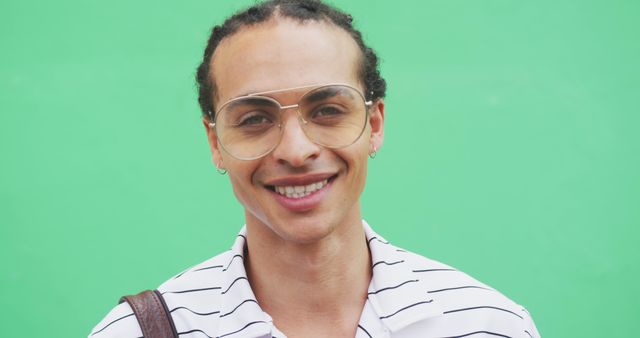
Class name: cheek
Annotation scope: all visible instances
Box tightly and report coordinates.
[353,130,373,187]
[346,155,369,206]
[228,175,248,206]
[341,140,370,192]
[227,165,261,209]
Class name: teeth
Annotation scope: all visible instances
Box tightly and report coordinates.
[273,179,329,199]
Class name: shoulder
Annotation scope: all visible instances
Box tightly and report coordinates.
[88,250,233,337]
[396,247,540,337]
[155,251,234,335]
[88,301,141,338]
[364,222,539,337]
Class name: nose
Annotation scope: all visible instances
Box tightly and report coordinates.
[270,110,321,167]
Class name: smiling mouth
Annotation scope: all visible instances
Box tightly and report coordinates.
[265,175,337,199]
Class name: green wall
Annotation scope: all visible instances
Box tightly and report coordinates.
[1,0,638,336]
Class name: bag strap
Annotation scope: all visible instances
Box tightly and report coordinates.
[119,290,178,338]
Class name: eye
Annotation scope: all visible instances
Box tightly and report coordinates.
[311,105,347,119]
[237,112,274,127]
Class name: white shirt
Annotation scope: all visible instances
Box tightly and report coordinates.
[90,221,540,338]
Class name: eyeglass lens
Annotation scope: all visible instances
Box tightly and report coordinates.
[215,85,368,160]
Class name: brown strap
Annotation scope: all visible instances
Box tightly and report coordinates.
[119,290,178,338]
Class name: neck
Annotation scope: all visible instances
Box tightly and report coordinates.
[244,214,371,337]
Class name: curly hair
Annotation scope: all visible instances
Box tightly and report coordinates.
[195,0,387,117]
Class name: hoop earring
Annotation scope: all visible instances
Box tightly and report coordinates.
[369,146,377,159]
[216,162,227,175]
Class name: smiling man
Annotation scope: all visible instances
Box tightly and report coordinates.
[90,1,539,337]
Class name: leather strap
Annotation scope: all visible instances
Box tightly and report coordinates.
[119,290,178,338]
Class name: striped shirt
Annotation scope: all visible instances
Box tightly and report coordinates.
[89,221,540,338]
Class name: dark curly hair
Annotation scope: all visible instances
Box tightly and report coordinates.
[195,0,386,118]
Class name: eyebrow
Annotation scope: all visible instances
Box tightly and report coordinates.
[224,97,278,111]
[224,84,358,110]
[304,87,353,103]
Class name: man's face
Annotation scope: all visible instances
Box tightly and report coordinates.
[204,18,384,245]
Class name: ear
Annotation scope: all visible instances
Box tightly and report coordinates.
[368,99,385,154]
[202,117,225,170]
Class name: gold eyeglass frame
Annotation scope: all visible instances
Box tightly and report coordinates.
[207,83,373,161]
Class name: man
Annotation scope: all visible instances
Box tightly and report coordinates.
[90,1,540,337]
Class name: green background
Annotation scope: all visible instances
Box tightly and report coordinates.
[1,0,638,337]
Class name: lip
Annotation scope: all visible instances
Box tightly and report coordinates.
[264,174,337,212]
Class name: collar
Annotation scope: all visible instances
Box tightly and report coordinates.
[215,221,442,338]
[216,231,273,338]
[362,220,443,332]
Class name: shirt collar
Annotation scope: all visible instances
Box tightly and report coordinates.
[362,220,443,332]
[216,230,273,338]
[216,222,442,338]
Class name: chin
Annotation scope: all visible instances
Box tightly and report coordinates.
[273,216,338,244]
[248,210,339,246]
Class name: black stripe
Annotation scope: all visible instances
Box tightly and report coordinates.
[161,286,222,295]
[220,299,259,317]
[174,263,224,278]
[223,254,244,271]
[443,306,523,320]
[372,260,404,269]
[173,268,190,279]
[222,277,249,294]
[428,285,492,294]
[367,236,389,245]
[90,313,135,335]
[525,330,533,338]
[440,330,511,338]
[412,268,456,273]
[379,300,434,319]
[178,328,213,337]
[357,324,373,338]
[238,234,247,241]
[396,249,407,253]
[368,279,419,295]
[217,321,268,338]
[194,265,224,272]
[170,306,220,316]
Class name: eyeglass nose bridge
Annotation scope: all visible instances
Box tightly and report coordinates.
[278,103,310,127]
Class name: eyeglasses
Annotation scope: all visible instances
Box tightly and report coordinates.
[207,84,372,160]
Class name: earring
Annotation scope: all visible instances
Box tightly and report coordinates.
[216,162,227,175]
[369,146,377,159]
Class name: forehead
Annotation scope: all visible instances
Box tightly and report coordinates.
[211,18,362,103]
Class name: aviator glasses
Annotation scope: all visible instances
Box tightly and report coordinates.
[208,84,372,160]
